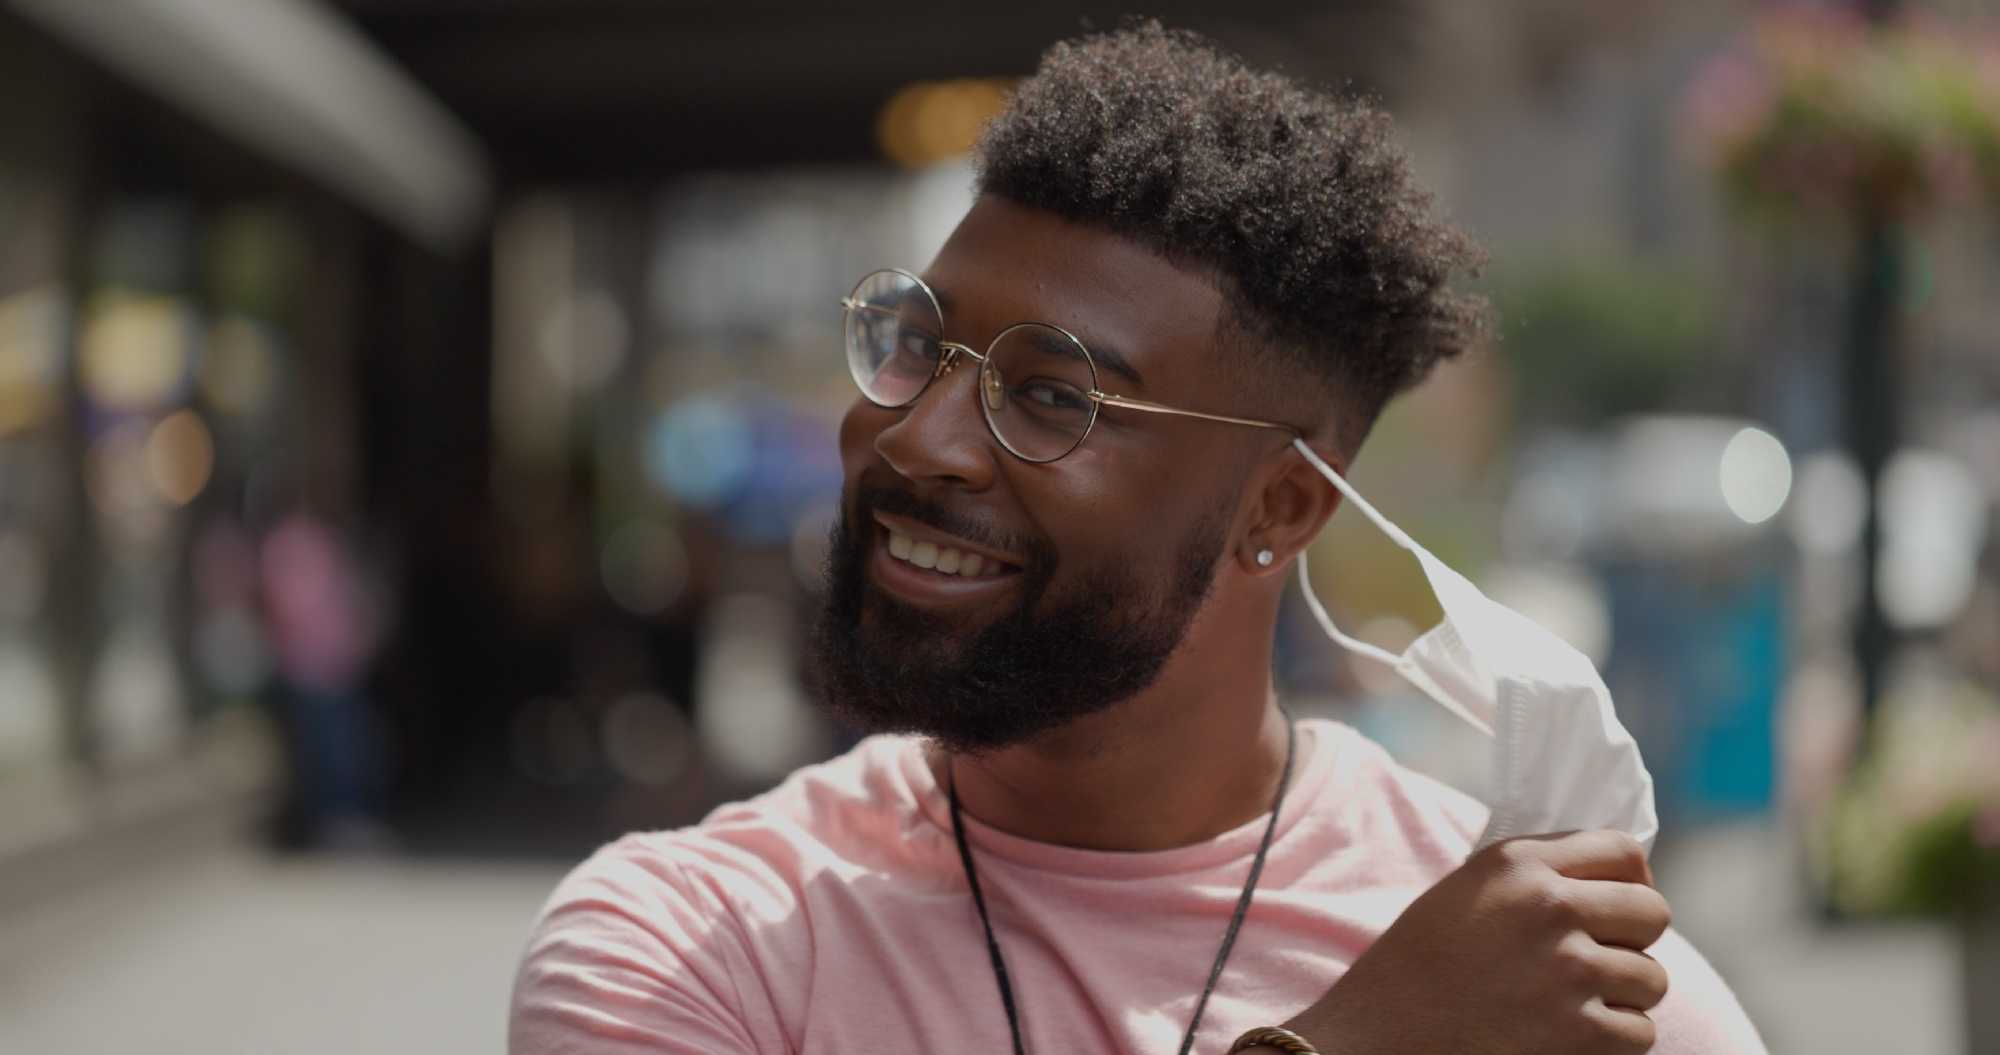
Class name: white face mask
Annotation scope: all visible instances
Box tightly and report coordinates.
[1290,439,1659,852]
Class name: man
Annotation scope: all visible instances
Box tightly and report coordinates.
[511,23,1766,1055]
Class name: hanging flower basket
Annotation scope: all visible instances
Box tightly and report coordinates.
[1811,673,2000,918]
[1681,10,2000,221]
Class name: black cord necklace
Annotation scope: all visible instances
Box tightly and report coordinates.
[946,717,1298,1055]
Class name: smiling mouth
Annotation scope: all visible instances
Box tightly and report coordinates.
[863,510,1026,609]
[879,526,1018,579]
[880,519,1024,575]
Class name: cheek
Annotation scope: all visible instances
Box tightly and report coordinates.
[838,398,892,476]
[1026,446,1221,562]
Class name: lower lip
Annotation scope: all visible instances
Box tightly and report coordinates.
[866,532,1022,610]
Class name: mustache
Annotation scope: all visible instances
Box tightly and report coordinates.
[851,479,1049,570]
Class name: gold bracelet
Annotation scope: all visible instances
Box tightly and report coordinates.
[1228,1025,1321,1054]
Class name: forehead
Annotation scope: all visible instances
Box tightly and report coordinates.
[921,196,1226,387]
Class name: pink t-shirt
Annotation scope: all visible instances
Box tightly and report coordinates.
[510,720,1765,1054]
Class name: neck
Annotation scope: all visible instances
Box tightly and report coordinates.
[932,594,1291,852]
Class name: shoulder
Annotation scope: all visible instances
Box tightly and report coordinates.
[1299,719,1490,868]
[530,732,926,927]
[508,831,771,1054]
[1303,722,1765,1051]
[1646,928,1770,1054]
[508,735,925,1054]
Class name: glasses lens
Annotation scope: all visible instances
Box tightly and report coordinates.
[844,270,942,408]
[980,323,1098,462]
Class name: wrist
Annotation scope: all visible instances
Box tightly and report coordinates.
[1228,1025,1324,1054]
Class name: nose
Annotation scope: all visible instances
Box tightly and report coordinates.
[871,358,1000,491]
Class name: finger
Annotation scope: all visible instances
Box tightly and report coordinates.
[1567,878,1673,949]
[1590,946,1671,1011]
[1582,999,1657,1054]
[1533,829,1653,885]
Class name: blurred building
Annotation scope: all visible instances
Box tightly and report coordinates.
[0,0,1483,867]
[0,0,1991,858]
[2,1,1998,1051]
[0,2,496,873]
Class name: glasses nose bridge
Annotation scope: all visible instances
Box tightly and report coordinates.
[932,339,985,380]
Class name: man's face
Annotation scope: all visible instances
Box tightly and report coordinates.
[810,196,1270,753]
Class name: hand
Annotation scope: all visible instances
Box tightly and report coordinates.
[1286,830,1673,1055]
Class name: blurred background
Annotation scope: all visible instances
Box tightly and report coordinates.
[0,0,1996,1052]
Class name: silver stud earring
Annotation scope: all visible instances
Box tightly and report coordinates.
[1256,548,1275,567]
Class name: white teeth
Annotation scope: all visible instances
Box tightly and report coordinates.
[884,527,1005,577]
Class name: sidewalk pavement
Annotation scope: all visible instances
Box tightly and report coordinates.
[0,837,564,1055]
[0,818,1965,1054]
[1656,821,1963,1054]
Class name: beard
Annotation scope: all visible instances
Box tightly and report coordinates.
[807,480,1229,754]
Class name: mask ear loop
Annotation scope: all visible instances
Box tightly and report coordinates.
[1289,439,1495,736]
[1291,439,1419,550]
[1295,550,1402,667]
[1289,439,1412,667]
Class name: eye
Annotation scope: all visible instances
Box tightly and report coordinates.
[1019,379,1091,412]
[900,330,942,364]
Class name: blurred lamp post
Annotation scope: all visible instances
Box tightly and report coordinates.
[1684,5,2000,725]
[1846,0,1901,728]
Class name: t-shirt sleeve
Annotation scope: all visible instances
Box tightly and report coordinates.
[1646,928,1769,1055]
[508,835,781,1055]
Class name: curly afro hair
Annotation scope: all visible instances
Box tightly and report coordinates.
[975,21,1488,453]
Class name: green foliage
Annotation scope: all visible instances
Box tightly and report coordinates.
[1490,258,1718,426]
[1682,10,2000,222]
[1816,677,2000,918]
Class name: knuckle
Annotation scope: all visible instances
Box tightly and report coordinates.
[1534,880,1583,926]
[1644,891,1674,936]
[1601,830,1647,870]
[1553,940,1598,988]
[1622,1013,1659,1052]
[1641,958,1672,1007]
[1485,836,1536,869]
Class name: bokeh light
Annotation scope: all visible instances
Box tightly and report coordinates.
[199,315,277,418]
[0,284,64,437]
[86,622,184,766]
[1879,449,1987,630]
[537,287,628,393]
[1719,426,1793,525]
[145,409,215,506]
[695,593,821,781]
[78,292,191,410]
[645,395,753,508]
[1788,452,1868,555]
[599,519,688,616]
[602,692,692,786]
[876,79,1013,168]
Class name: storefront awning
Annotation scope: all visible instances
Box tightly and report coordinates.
[7,0,491,251]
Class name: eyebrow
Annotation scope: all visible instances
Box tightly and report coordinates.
[930,286,1147,388]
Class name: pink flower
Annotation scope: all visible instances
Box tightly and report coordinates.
[1682,52,1778,162]
[1975,805,2000,850]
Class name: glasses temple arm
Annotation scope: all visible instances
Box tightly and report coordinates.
[1094,393,1301,435]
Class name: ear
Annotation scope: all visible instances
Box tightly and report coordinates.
[1236,441,1345,577]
